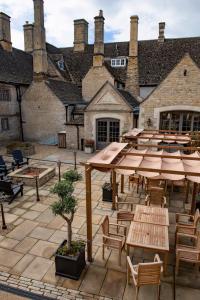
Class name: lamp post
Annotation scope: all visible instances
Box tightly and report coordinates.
[0,194,7,230]
[16,85,24,142]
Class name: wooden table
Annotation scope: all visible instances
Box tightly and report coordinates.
[134,205,169,226]
[126,221,169,275]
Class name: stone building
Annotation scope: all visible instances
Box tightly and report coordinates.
[1,0,200,149]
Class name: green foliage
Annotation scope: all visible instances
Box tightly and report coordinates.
[62,170,82,183]
[57,240,85,256]
[50,180,74,199]
[51,194,77,216]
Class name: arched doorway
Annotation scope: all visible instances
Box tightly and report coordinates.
[160,111,200,131]
[96,118,120,149]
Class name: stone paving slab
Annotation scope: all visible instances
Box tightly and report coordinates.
[100,270,126,299]
[29,226,54,241]
[0,248,23,268]
[80,265,107,295]
[21,257,53,280]
[29,240,58,258]
[7,220,38,241]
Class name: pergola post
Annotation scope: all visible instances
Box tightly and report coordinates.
[85,164,93,262]
[112,169,117,210]
[121,174,124,193]
[191,182,198,214]
[185,180,190,204]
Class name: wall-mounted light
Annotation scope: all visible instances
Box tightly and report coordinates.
[146,118,152,128]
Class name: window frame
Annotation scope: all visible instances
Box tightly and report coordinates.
[1,117,9,131]
[111,58,126,68]
[0,88,11,101]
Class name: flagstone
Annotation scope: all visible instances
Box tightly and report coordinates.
[47,215,66,230]
[42,263,61,285]
[93,247,111,267]
[72,216,85,229]
[80,265,106,295]
[35,208,55,224]
[30,203,49,212]
[0,238,19,249]
[29,226,54,240]
[4,213,18,224]
[29,240,58,258]
[13,218,24,226]
[14,237,38,254]
[22,257,53,280]
[22,202,34,209]
[10,254,35,275]
[7,220,38,241]
[0,248,23,268]
[100,269,126,299]
[11,208,26,216]
[22,210,41,220]
[48,230,67,244]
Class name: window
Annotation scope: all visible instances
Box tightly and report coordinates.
[111,58,126,67]
[160,111,200,131]
[1,118,9,131]
[57,60,65,71]
[0,89,10,101]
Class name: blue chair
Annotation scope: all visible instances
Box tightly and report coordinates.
[0,155,14,176]
[12,150,29,168]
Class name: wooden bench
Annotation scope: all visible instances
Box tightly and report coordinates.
[0,180,23,204]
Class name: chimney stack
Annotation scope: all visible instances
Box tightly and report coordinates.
[33,0,48,76]
[73,19,88,52]
[23,21,34,53]
[158,22,165,43]
[125,15,139,97]
[93,10,104,67]
[0,12,12,52]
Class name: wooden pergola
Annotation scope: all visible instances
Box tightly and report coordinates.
[83,141,200,262]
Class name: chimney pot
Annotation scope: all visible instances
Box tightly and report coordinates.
[93,10,105,66]
[73,19,88,52]
[23,22,34,53]
[158,22,165,43]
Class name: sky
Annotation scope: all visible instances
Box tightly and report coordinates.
[0,0,200,50]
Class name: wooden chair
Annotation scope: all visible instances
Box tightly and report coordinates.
[145,187,167,208]
[129,174,143,193]
[116,195,134,211]
[12,150,29,168]
[145,178,164,193]
[127,254,163,300]
[0,180,23,204]
[175,231,200,275]
[101,215,126,266]
[117,211,134,226]
[175,209,200,245]
[0,155,14,176]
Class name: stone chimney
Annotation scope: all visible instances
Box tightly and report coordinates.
[93,10,104,67]
[125,15,139,97]
[33,0,48,76]
[23,21,34,53]
[73,19,88,52]
[158,22,165,43]
[0,12,12,52]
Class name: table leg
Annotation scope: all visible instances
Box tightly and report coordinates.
[164,252,168,276]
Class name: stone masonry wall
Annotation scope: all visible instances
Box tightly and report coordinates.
[82,66,114,102]
[22,81,66,144]
[139,54,200,128]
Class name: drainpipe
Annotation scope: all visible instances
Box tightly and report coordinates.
[16,85,24,142]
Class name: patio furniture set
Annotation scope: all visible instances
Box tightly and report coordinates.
[0,150,28,203]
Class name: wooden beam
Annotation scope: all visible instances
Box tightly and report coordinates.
[112,169,117,210]
[121,174,124,193]
[129,143,200,151]
[191,182,198,214]
[123,152,200,161]
[85,164,93,262]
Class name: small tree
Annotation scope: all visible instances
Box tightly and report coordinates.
[51,170,82,252]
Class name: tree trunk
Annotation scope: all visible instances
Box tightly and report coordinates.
[67,222,72,251]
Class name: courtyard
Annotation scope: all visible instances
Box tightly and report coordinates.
[0,144,199,300]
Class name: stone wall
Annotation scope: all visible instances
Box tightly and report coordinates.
[22,81,66,144]
[65,125,84,150]
[139,54,200,128]
[82,66,114,102]
[0,83,21,142]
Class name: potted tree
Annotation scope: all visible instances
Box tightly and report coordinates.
[51,170,85,280]
[84,139,94,154]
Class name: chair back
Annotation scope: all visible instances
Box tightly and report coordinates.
[12,150,23,163]
[137,261,162,286]
[0,181,13,195]
[102,216,109,236]
[146,178,161,191]
[148,187,165,206]
[196,231,200,249]
[194,209,200,226]
[0,155,5,166]
[117,211,134,222]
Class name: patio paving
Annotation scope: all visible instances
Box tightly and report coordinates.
[0,144,199,299]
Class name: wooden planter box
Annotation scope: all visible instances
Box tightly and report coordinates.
[7,143,35,156]
[102,182,119,202]
[55,240,86,280]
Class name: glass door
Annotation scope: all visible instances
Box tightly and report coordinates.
[96,118,120,149]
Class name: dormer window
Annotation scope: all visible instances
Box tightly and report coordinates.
[57,60,65,71]
[111,58,126,67]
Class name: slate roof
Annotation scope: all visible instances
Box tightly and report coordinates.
[59,37,200,86]
[0,46,33,85]
[118,89,139,109]
[45,79,85,105]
